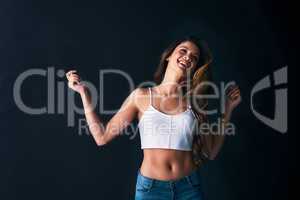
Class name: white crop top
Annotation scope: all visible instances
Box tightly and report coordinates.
[138,87,198,151]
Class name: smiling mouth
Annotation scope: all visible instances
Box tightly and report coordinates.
[177,60,190,69]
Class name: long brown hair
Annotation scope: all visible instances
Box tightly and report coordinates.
[153,35,213,167]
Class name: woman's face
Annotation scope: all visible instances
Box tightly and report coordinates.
[166,41,200,76]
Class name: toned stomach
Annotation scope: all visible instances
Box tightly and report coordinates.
[140,149,198,181]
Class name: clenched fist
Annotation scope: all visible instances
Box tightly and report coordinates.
[65,70,87,94]
[225,84,242,112]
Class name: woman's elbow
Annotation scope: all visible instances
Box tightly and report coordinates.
[96,140,106,147]
[208,153,218,160]
[95,136,107,147]
[207,149,220,160]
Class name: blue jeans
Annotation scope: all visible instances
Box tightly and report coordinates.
[135,169,204,200]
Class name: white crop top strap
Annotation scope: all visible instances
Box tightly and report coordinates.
[138,87,198,151]
[148,87,153,106]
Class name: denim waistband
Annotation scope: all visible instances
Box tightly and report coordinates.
[137,168,201,189]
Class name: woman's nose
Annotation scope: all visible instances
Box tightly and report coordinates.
[183,55,191,62]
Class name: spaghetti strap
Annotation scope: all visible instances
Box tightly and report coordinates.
[148,87,152,106]
[187,99,192,109]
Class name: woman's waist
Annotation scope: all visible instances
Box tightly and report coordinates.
[140,150,197,181]
[136,162,203,193]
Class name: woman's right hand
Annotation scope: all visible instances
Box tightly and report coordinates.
[65,70,87,94]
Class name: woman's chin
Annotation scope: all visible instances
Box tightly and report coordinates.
[177,63,188,71]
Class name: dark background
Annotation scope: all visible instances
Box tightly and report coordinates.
[0,0,288,199]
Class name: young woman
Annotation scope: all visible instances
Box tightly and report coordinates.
[65,36,241,200]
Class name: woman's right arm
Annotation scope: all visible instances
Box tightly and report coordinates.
[66,70,140,146]
[200,85,241,160]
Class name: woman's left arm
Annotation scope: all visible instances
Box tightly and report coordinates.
[206,85,242,160]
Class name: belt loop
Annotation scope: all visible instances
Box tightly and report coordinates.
[150,179,155,188]
[169,181,174,190]
[185,176,193,186]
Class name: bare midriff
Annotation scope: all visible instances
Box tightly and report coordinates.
[140,148,198,181]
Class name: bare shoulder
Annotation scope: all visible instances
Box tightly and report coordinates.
[131,87,149,104]
[133,87,149,96]
[131,87,150,117]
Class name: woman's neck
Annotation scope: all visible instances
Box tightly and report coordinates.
[158,76,184,97]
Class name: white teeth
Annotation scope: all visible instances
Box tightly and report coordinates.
[178,60,188,67]
[177,59,191,69]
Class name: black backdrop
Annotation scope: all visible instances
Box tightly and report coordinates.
[0,0,288,200]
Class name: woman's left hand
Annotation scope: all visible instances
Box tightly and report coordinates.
[225,84,242,113]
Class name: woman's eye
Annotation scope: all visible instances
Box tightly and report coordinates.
[179,49,187,54]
